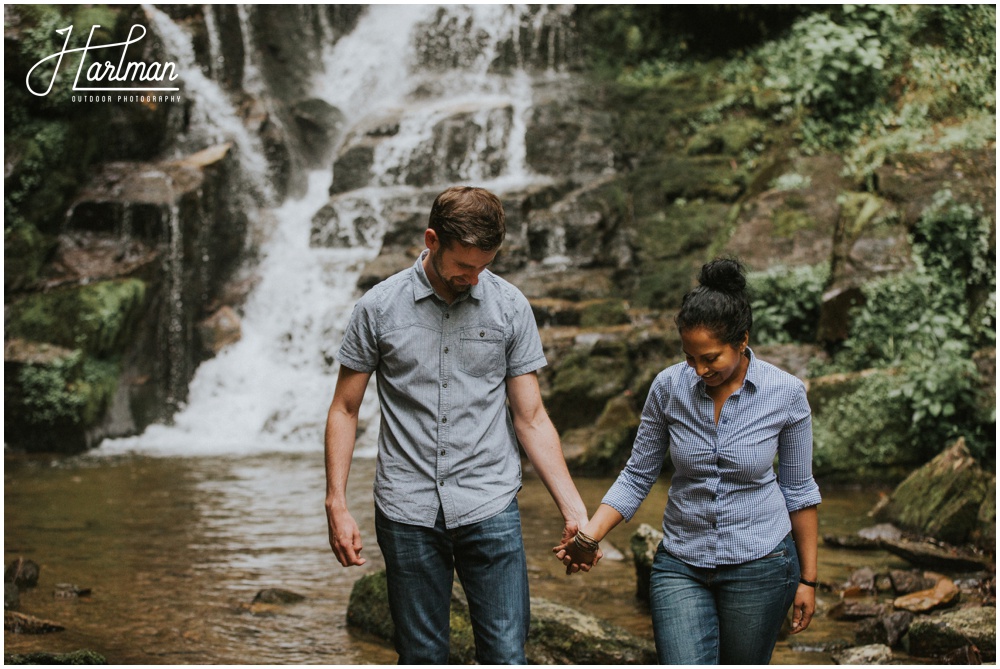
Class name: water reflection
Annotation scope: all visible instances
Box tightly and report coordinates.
[5,452,893,664]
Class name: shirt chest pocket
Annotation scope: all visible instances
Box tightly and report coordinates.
[459,327,504,377]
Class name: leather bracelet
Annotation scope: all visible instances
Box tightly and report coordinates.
[799,578,818,588]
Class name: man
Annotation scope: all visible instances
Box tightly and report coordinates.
[324,186,594,664]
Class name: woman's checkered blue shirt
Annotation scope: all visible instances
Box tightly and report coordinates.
[603,349,822,568]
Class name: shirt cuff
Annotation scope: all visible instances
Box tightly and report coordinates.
[780,480,822,513]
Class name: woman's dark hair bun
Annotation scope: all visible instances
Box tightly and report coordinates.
[698,258,746,294]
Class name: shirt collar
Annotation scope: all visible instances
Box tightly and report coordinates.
[412,249,484,303]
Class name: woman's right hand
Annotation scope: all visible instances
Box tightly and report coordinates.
[553,534,602,575]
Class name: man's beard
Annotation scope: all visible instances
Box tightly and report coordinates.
[430,247,471,297]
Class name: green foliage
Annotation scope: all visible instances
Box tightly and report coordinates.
[6,279,148,356]
[748,264,829,344]
[762,14,887,123]
[830,191,996,463]
[812,370,915,476]
[16,353,119,426]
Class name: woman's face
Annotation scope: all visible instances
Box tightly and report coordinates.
[680,326,748,388]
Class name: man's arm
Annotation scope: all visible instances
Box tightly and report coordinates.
[506,372,593,558]
[325,365,372,567]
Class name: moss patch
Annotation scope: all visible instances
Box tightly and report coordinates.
[6,279,147,356]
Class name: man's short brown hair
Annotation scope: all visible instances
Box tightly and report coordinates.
[428,186,506,251]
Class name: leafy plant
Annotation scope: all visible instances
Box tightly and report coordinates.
[748,264,829,344]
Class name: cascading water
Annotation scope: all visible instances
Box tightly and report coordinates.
[101,4,566,457]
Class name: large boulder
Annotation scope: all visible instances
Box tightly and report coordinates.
[346,570,656,664]
[906,606,996,662]
[873,438,994,546]
[629,523,664,604]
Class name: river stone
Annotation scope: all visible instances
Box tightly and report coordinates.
[828,600,886,622]
[5,583,19,611]
[854,610,913,647]
[873,437,992,546]
[879,538,992,573]
[252,588,306,605]
[889,570,938,595]
[4,610,65,634]
[197,306,242,356]
[906,606,996,661]
[4,559,40,589]
[892,574,959,613]
[630,523,663,604]
[346,570,655,663]
[832,643,894,664]
[3,650,107,664]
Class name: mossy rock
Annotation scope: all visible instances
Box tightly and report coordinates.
[4,341,121,453]
[686,118,768,157]
[546,341,633,431]
[346,570,655,664]
[565,394,642,475]
[906,606,996,661]
[5,279,147,357]
[875,438,993,545]
[3,650,107,665]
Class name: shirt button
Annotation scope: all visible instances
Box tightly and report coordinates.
[440,450,446,456]
[442,417,447,423]
[445,313,450,319]
[443,382,448,388]
[439,480,444,486]
[444,347,449,354]
[479,331,485,337]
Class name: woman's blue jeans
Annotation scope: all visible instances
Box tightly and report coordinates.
[374,498,529,665]
[649,533,800,665]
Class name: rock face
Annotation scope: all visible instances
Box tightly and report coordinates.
[5,145,252,453]
[346,570,656,664]
[629,523,664,604]
[873,438,995,548]
[906,606,996,662]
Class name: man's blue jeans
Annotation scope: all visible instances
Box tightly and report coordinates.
[649,533,800,664]
[374,498,529,664]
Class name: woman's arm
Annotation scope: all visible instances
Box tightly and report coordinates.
[789,505,819,633]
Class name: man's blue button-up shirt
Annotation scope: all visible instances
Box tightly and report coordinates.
[603,349,822,567]
[337,251,546,529]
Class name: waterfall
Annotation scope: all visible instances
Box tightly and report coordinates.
[101,4,565,457]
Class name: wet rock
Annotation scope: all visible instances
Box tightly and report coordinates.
[629,524,663,604]
[4,610,65,634]
[880,538,992,573]
[4,559,40,589]
[252,588,306,605]
[906,606,995,662]
[290,99,346,168]
[828,600,886,621]
[5,583,19,611]
[823,534,880,550]
[832,643,894,664]
[858,523,903,542]
[873,438,994,547]
[3,650,107,664]
[889,570,938,595]
[53,583,92,599]
[197,306,242,356]
[346,570,656,663]
[562,394,641,475]
[854,610,913,647]
[893,574,959,613]
[846,567,877,594]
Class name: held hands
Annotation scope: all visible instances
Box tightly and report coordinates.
[326,504,366,567]
[552,526,603,576]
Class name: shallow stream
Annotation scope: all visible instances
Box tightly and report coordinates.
[5,452,905,664]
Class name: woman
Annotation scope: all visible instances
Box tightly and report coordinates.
[556,258,820,665]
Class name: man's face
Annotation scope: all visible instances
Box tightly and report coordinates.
[424,230,497,300]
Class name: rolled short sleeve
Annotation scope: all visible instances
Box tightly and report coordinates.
[336,296,380,373]
[777,381,822,512]
[505,290,546,378]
